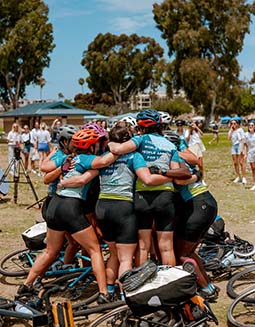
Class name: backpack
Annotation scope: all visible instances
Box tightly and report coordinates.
[202,215,229,244]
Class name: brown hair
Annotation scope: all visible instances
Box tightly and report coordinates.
[109,124,132,143]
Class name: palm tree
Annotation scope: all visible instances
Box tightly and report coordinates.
[78,78,85,93]
[37,76,46,100]
[58,92,64,100]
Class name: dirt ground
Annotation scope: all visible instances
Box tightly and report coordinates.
[0,134,255,326]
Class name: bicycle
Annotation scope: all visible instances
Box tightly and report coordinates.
[227,265,255,303]
[0,284,124,327]
[89,296,218,327]
[198,235,255,279]
[0,245,109,300]
[227,286,255,327]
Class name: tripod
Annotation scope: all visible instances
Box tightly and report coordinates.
[0,147,40,207]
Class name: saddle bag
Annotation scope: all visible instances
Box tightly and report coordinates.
[22,222,47,250]
[124,265,197,316]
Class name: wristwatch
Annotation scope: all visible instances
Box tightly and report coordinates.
[161,168,168,176]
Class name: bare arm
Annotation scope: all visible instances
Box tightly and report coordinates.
[136,167,172,185]
[179,149,199,165]
[174,174,199,185]
[44,166,62,184]
[108,140,136,155]
[58,170,99,188]
[160,161,192,179]
[91,152,118,169]
[41,148,58,172]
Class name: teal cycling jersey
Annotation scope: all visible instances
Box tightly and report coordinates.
[131,133,180,191]
[58,153,97,200]
[174,158,207,201]
[48,149,67,195]
[99,151,146,201]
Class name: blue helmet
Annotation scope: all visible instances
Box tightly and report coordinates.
[136,109,161,127]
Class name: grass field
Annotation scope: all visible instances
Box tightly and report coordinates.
[0,132,255,326]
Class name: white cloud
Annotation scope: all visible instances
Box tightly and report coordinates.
[111,14,153,33]
[53,8,92,19]
[98,0,161,12]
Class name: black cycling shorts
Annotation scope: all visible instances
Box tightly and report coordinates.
[84,176,100,214]
[134,190,176,232]
[175,191,218,242]
[46,194,90,234]
[95,199,138,244]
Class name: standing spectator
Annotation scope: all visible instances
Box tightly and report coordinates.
[244,122,255,190]
[7,123,21,174]
[37,122,51,176]
[228,119,246,184]
[185,121,206,185]
[50,118,62,146]
[30,121,41,174]
[209,122,219,145]
[20,125,32,171]
[175,120,189,151]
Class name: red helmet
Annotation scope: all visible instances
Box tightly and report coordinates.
[71,129,100,149]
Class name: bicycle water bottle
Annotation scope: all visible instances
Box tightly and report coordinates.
[15,302,33,315]
[221,251,235,267]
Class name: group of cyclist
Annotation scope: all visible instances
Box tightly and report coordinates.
[17,109,219,303]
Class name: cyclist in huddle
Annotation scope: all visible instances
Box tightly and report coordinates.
[18,129,118,304]
[108,109,191,267]
[164,132,219,301]
[59,123,172,299]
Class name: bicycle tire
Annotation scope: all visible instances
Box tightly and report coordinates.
[227,287,255,327]
[89,304,130,327]
[73,300,125,319]
[45,271,98,301]
[0,248,36,277]
[227,266,255,303]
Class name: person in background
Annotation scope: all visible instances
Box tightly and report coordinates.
[185,121,206,186]
[50,119,62,147]
[30,121,41,174]
[20,125,32,171]
[37,122,51,176]
[174,120,189,151]
[244,122,255,190]
[228,119,246,184]
[209,122,219,145]
[7,123,21,174]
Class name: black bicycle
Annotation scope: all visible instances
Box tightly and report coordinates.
[227,265,255,303]
[89,296,218,327]
[227,286,255,327]
[0,284,124,327]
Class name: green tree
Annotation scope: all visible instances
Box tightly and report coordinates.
[153,0,255,125]
[0,0,55,109]
[81,33,164,113]
[36,76,46,100]
[153,96,193,118]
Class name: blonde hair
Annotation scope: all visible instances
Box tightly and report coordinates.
[40,122,46,130]
[12,123,20,132]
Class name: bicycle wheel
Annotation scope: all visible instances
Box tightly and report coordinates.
[89,304,131,327]
[73,300,125,320]
[227,287,255,327]
[0,248,37,277]
[44,271,98,301]
[227,266,255,303]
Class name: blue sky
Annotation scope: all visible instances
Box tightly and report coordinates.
[25,0,255,101]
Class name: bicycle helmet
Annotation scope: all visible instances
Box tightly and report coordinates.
[164,131,181,148]
[119,116,137,127]
[72,129,100,150]
[159,111,171,125]
[57,125,79,141]
[82,123,107,138]
[136,109,161,127]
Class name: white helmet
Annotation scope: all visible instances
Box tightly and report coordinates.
[159,111,171,125]
[119,116,137,127]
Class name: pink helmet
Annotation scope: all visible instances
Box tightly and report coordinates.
[82,123,106,138]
